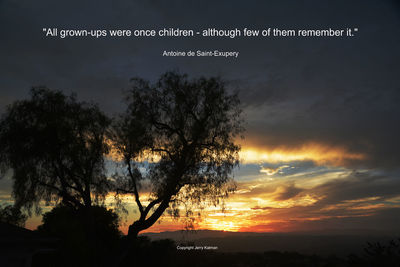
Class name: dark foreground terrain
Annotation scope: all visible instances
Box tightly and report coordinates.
[144,230,393,256]
[32,234,400,267]
[2,223,399,267]
[29,236,400,267]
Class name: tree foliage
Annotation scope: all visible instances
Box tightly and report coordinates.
[111,72,243,237]
[0,203,27,227]
[0,88,111,213]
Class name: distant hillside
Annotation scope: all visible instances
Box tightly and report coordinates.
[142,229,395,256]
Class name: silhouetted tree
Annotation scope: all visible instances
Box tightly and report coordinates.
[0,203,27,227]
[0,87,111,213]
[111,72,243,238]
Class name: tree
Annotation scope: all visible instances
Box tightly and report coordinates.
[0,87,111,214]
[111,72,243,238]
[0,203,27,227]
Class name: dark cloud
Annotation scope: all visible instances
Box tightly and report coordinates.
[251,207,400,234]
[273,183,303,201]
[313,171,400,201]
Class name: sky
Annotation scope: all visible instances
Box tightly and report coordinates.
[1,0,400,234]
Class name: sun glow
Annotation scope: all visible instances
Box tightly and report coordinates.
[203,219,240,232]
[240,143,365,166]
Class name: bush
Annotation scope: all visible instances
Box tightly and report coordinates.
[37,205,121,267]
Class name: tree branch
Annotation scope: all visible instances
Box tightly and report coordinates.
[38,181,83,208]
[127,160,144,214]
[142,197,163,219]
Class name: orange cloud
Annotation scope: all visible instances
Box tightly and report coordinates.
[239,142,365,166]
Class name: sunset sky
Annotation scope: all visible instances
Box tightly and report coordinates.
[1,0,400,234]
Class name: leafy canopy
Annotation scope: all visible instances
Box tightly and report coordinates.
[0,88,111,213]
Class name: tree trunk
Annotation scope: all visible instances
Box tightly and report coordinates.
[127,221,141,239]
[127,196,171,239]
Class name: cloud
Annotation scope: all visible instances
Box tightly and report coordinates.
[148,167,400,234]
[273,183,303,201]
[241,86,400,169]
[239,207,400,233]
[240,143,366,167]
[259,165,290,175]
[202,168,400,233]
